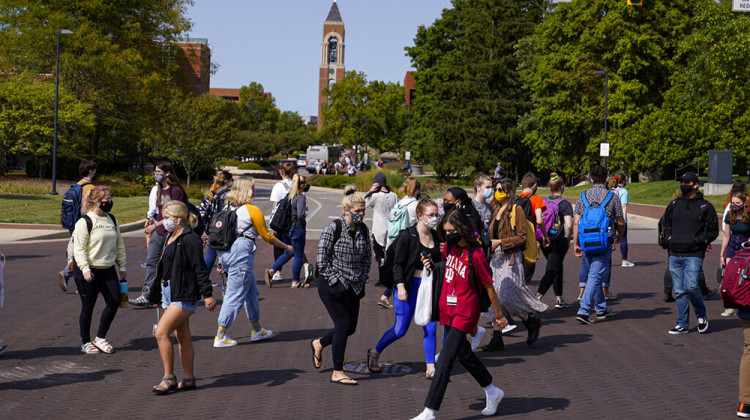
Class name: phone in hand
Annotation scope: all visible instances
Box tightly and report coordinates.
[420,251,430,259]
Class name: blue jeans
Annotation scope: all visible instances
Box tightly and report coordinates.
[578,249,612,288]
[142,233,166,298]
[204,246,218,272]
[577,248,611,316]
[217,237,260,328]
[375,276,437,363]
[669,255,706,328]
[271,226,305,282]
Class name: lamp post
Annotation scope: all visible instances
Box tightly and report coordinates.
[51,29,74,195]
[362,115,368,168]
[401,104,412,161]
[594,70,608,170]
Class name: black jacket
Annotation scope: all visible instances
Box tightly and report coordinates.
[155,226,212,302]
[663,193,719,257]
[392,226,442,294]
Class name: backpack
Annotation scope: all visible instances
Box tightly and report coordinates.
[185,200,205,237]
[206,205,250,251]
[657,201,676,250]
[387,197,416,246]
[61,181,91,231]
[510,204,540,266]
[543,196,564,240]
[269,193,293,233]
[516,194,533,221]
[81,213,117,233]
[577,191,614,255]
[314,219,344,279]
[721,246,750,309]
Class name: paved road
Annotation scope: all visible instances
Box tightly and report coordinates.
[0,185,740,419]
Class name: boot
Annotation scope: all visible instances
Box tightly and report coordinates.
[522,316,542,346]
[664,288,675,303]
[481,330,504,351]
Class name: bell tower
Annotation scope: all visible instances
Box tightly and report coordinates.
[317,0,345,130]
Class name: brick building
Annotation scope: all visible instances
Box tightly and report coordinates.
[174,38,211,95]
[317,0,346,130]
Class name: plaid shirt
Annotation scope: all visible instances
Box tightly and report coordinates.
[574,184,623,219]
[316,216,372,295]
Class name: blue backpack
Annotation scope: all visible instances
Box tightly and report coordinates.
[61,181,91,232]
[577,191,614,255]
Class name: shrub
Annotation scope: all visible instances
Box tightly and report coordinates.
[238,162,263,170]
[308,174,351,189]
[110,185,149,197]
[353,169,405,192]
[184,185,204,200]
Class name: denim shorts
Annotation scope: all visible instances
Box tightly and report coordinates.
[161,281,198,313]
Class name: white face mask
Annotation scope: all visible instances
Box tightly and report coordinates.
[163,217,178,232]
[424,216,440,229]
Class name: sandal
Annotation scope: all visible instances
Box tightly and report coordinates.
[152,375,177,395]
[177,377,196,391]
[425,369,435,379]
[291,282,300,288]
[330,377,358,386]
[367,348,381,373]
[311,339,322,369]
[92,337,114,354]
[81,342,100,354]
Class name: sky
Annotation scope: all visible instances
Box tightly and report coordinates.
[185,0,453,117]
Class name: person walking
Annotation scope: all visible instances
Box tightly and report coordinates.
[266,162,296,286]
[662,172,718,334]
[573,166,625,325]
[536,173,574,308]
[612,175,634,268]
[130,161,185,307]
[410,210,507,419]
[482,179,546,352]
[365,172,399,308]
[72,186,126,354]
[719,181,749,316]
[199,171,233,274]
[516,172,549,284]
[59,160,97,292]
[213,176,292,347]
[151,201,216,394]
[311,193,371,385]
[471,173,493,230]
[268,174,313,288]
[369,199,441,378]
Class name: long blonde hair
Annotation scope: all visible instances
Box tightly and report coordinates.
[403,178,421,198]
[162,201,198,229]
[289,174,306,201]
[225,175,255,206]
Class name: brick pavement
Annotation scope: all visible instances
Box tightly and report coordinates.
[0,235,739,419]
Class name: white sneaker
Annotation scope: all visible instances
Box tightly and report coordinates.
[722,308,738,317]
[621,261,635,268]
[434,352,439,363]
[471,326,486,352]
[250,328,274,342]
[697,317,708,334]
[213,336,238,348]
[410,410,436,420]
[501,324,517,334]
[272,273,283,282]
[481,387,505,416]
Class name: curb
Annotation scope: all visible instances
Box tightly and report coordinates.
[22,219,147,241]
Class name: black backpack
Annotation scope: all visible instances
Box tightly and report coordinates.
[207,205,249,251]
[81,213,117,233]
[516,194,533,221]
[270,193,293,233]
[61,181,91,231]
[658,200,677,250]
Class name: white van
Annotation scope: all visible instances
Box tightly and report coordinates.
[306,145,340,172]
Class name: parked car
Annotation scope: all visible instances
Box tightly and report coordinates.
[297,154,307,167]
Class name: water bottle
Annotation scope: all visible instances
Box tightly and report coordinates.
[119,279,128,308]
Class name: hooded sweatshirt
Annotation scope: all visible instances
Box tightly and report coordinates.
[663,192,719,257]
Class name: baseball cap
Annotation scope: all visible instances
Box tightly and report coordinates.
[681,172,699,183]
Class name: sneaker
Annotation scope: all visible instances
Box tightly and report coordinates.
[272,273,283,282]
[213,336,238,348]
[621,261,635,268]
[577,294,583,301]
[501,324,517,334]
[697,317,708,333]
[58,271,69,293]
[481,387,505,416]
[129,294,156,308]
[576,314,595,325]
[434,352,439,363]
[140,263,147,268]
[603,293,618,300]
[722,308,739,317]
[0,343,8,356]
[409,411,436,420]
[471,326,486,352]
[555,299,570,309]
[668,325,688,335]
[596,307,615,319]
[264,270,273,288]
[703,288,717,299]
[250,328,274,342]
[302,263,314,285]
[738,402,750,418]
[664,292,675,303]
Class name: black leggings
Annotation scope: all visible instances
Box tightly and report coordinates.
[318,280,360,371]
[537,239,570,297]
[425,326,493,411]
[73,265,120,344]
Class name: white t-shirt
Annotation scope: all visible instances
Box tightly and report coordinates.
[366,190,399,247]
[270,179,292,204]
[147,185,159,219]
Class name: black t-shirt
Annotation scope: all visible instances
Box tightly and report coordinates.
[416,242,441,271]
[162,240,176,281]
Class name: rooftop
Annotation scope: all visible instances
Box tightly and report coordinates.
[325,1,342,22]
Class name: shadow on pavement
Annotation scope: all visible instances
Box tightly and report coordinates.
[465,396,570,417]
[0,369,121,391]
[205,368,304,388]
[1,346,81,360]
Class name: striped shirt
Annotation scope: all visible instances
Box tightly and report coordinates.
[316,216,372,295]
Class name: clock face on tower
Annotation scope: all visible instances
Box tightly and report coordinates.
[329,69,335,75]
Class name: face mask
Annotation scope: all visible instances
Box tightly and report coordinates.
[90,172,97,182]
[163,217,178,232]
[154,173,164,183]
[494,191,507,203]
[443,202,455,215]
[303,184,310,193]
[424,217,440,229]
[531,186,538,195]
[446,233,461,247]
[731,203,745,212]
[99,200,113,213]
[680,184,695,196]
[481,188,493,200]
[349,212,363,224]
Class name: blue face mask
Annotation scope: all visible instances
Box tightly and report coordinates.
[481,188,493,200]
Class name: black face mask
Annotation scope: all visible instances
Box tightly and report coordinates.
[680,184,695,196]
[446,233,461,247]
[100,200,113,213]
[443,202,456,215]
[303,184,310,193]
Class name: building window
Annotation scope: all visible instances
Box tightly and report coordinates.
[328,38,338,64]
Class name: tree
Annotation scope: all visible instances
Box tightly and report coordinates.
[406,0,545,178]
[146,93,237,186]
[237,82,280,133]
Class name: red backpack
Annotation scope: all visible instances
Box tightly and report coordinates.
[721,246,750,309]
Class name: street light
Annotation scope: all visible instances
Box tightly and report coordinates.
[594,70,608,170]
[362,115,368,167]
[401,104,412,161]
[51,29,74,195]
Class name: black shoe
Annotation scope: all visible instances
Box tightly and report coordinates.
[481,330,504,352]
[373,281,383,287]
[738,402,750,418]
[596,307,615,319]
[664,288,675,302]
[702,288,717,299]
[576,314,595,325]
[522,316,542,345]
